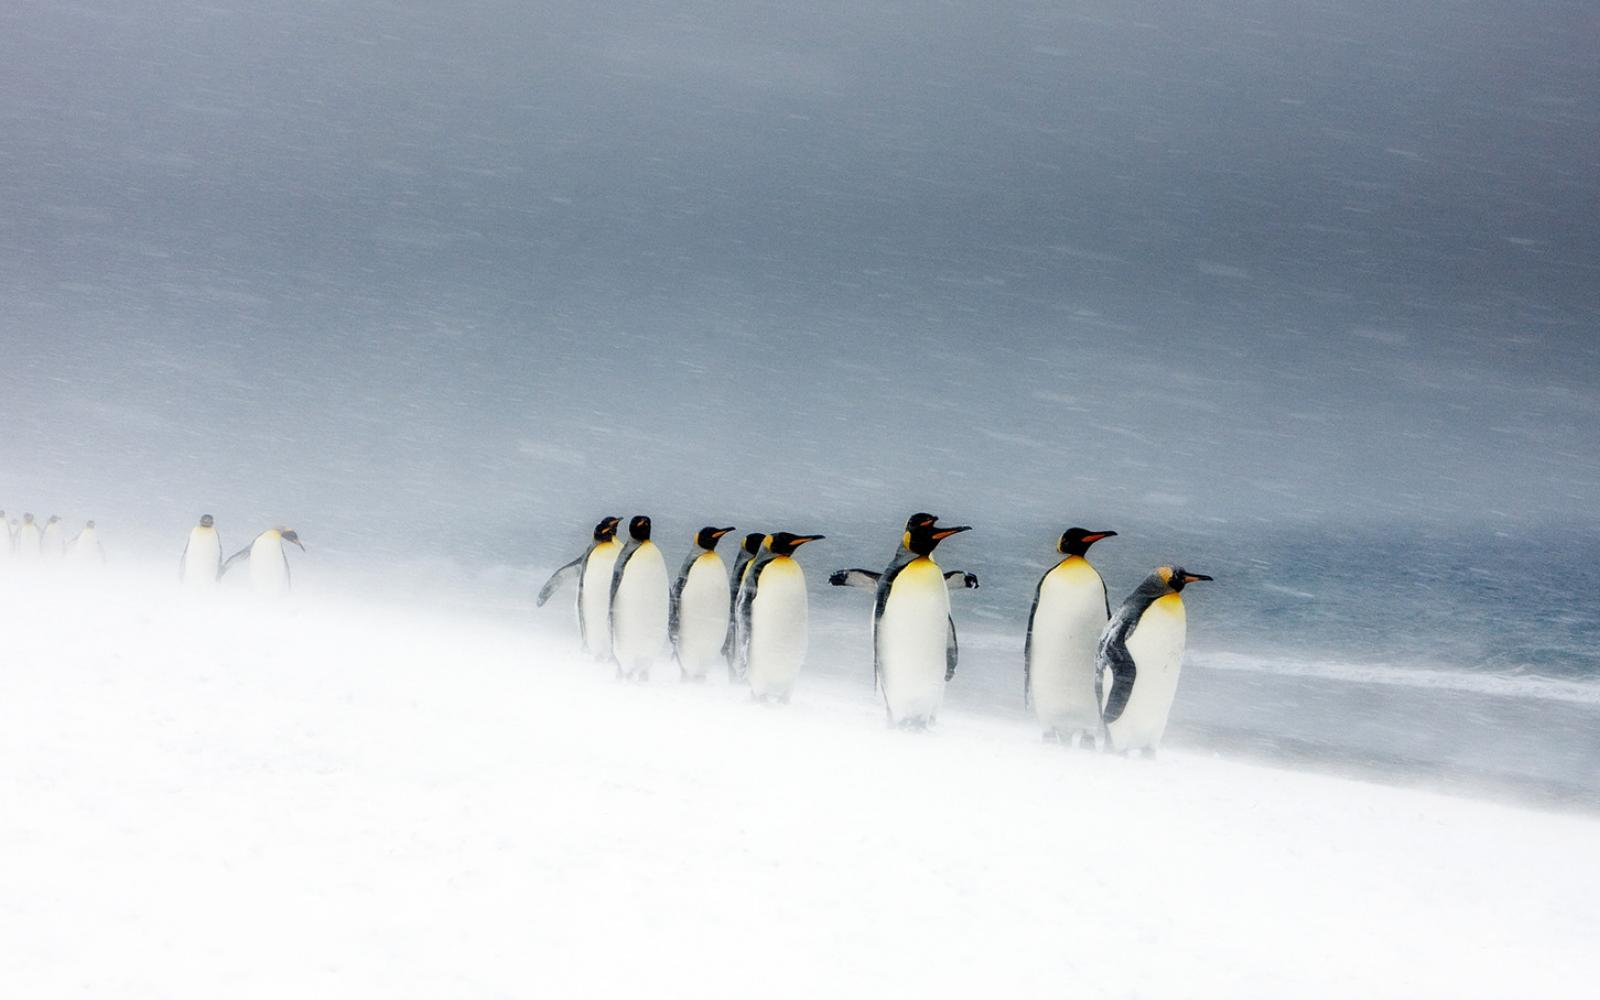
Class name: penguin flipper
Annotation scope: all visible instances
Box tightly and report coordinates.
[537,556,584,607]
[945,615,959,682]
[220,545,252,577]
[829,568,881,590]
[943,570,980,590]
[1098,642,1137,725]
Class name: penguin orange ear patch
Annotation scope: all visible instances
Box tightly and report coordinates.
[1157,566,1174,584]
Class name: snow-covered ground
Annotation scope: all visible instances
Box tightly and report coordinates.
[3,568,1595,998]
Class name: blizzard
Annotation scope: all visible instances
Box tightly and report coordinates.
[3,570,1594,998]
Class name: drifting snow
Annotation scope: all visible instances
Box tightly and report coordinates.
[2,569,1595,998]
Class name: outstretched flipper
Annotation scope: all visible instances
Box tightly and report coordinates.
[943,570,979,590]
[537,556,584,607]
[220,546,251,577]
[945,615,959,682]
[829,568,881,590]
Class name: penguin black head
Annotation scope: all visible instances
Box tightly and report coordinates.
[1158,565,1213,593]
[85,520,95,530]
[46,515,60,525]
[741,532,765,556]
[593,516,622,542]
[767,532,825,556]
[1059,527,1117,557]
[695,526,735,550]
[627,515,652,542]
[906,513,939,531]
[200,514,214,528]
[23,513,34,524]
[904,521,971,557]
[280,528,306,552]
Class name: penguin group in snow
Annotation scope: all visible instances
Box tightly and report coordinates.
[539,511,1213,755]
[177,515,306,596]
[0,510,105,568]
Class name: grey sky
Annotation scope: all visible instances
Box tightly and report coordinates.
[2,1,1597,555]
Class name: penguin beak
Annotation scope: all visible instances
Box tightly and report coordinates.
[1083,530,1117,544]
[792,535,825,546]
[714,527,735,538]
[1181,572,1212,584]
[932,526,972,540]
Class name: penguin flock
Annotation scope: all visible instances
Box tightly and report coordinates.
[0,511,104,567]
[540,511,1213,755]
[179,514,306,595]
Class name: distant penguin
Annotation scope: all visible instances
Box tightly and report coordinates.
[0,511,11,557]
[735,531,824,702]
[608,515,670,680]
[1025,528,1117,746]
[16,514,42,560]
[670,525,736,681]
[833,515,976,729]
[722,532,767,679]
[67,521,106,567]
[40,515,65,558]
[537,516,623,660]
[1097,566,1214,756]
[222,527,305,597]
[179,514,224,587]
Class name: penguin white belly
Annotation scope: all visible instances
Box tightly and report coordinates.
[747,559,809,699]
[611,543,669,671]
[183,530,222,587]
[1028,560,1108,735]
[248,536,291,597]
[677,555,730,679]
[1110,594,1188,752]
[877,558,952,725]
[41,526,64,557]
[18,526,42,560]
[579,542,621,659]
[67,531,101,569]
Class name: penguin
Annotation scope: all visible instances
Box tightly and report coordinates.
[829,513,980,593]
[670,525,736,682]
[67,520,106,567]
[16,513,42,560]
[0,511,11,556]
[1096,566,1214,757]
[536,516,623,660]
[40,515,65,557]
[607,515,670,680]
[833,515,975,729]
[1024,528,1117,746]
[179,514,224,587]
[722,531,767,680]
[221,527,305,597]
[735,531,825,702]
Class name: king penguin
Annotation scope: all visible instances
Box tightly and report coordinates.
[834,515,975,729]
[537,516,623,660]
[179,514,224,587]
[67,521,106,568]
[722,531,767,679]
[1096,566,1214,756]
[16,514,42,561]
[40,515,65,558]
[735,531,825,702]
[670,525,736,682]
[1024,528,1117,746]
[608,515,670,680]
[222,527,305,597]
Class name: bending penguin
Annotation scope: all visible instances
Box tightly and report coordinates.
[832,514,976,729]
[722,531,767,680]
[536,516,623,660]
[670,525,736,682]
[1096,566,1214,757]
[1025,527,1117,746]
[179,514,224,587]
[607,515,669,680]
[222,527,305,597]
[734,531,824,702]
